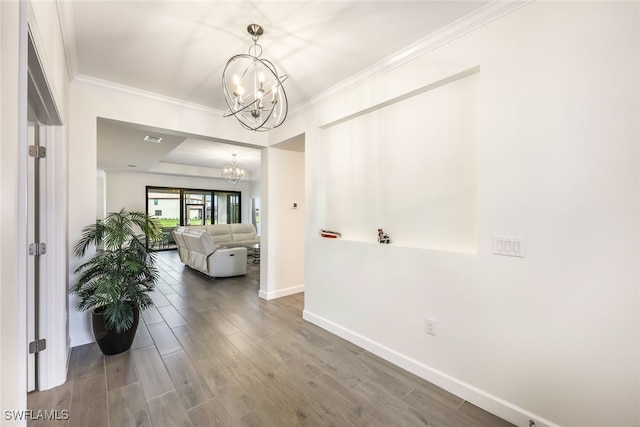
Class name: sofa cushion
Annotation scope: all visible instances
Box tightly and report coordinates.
[229,223,257,242]
[206,224,233,244]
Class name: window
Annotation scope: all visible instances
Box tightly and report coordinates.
[146,186,242,227]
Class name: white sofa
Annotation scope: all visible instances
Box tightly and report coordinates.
[180,223,259,248]
[172,228,247,277]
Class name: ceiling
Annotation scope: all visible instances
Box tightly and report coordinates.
[65,1,489,178]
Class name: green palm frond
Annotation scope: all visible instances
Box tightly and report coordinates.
[70,209,162,331]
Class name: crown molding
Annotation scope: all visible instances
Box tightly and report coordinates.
[63,0,532,123]
[289,0,534,118]
[72,74,226,116]
[56,0,78,81]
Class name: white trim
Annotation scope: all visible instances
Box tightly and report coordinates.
[259,284,304,300]
[289,0,534,118]
[55,0,78,80]
[17,0,29,422]
[72,74,226,116]
[62,1,533,122]
[302,310,561,427]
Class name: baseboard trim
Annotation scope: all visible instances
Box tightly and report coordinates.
[302,310,561,427]
[259,284,304,300]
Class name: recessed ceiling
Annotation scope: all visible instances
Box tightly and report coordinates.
[67,1,489,177]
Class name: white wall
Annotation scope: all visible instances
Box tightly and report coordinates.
[260,142,305,300]
[288,2,639,427]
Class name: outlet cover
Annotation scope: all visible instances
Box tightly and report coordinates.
[492,235,525,258]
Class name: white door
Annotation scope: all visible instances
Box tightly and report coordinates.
[25,31,66,392]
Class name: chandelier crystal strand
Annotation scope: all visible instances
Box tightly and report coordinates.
[222,24,288,131]
[222,154,246,185]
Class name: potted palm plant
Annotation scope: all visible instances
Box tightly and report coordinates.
[70,209,162,355]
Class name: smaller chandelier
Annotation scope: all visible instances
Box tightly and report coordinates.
[222,24,288,131]
[222,154,246,185]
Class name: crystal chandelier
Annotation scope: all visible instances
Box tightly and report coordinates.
[222,24,288,131]
[222,154,246,185]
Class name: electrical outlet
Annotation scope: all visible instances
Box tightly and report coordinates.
[424,317,437,336]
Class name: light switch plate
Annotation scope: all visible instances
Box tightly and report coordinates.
[492,235,525,257]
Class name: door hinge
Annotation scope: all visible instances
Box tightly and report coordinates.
[29,339,47,354]
[28,145,46,158]
[28,242,46,255]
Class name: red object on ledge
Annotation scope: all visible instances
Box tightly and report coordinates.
[320,229,341,238]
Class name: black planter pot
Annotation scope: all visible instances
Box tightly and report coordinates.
[92,305,139,355]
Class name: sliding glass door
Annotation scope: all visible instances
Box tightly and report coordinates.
[147,188,181,249]
[146,186,242,249]
[146,186,241,226]
[184,191,205,225]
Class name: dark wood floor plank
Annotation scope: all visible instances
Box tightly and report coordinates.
[225,331,281,373]
[69,343,104,381]
[162,350,213,410]
[203,335,250,368]
[324,344,416,400]
[191,354,258,420]
[148,290,171,308]
[198,308,241,336]
[68,374,108,427]
[154,281,176,296]
[105,350,138,391]
[145,390,193,427]
[402,386,479,427]
[157,304,187,328]
[27,381,72,427]
[186,398,234,427]
[147,321,182,356]
[287,339,366,389]
[132,346,174,400]
[458,401,515,427]
[177,307,215,332]
[187,295,226,313]
[172,328,216,362]
[352,379,431,427]
[225,359,312,426]
[256,334,324,383]
[131,322,154,351]
[141,305,164,325]
[291,322,334,349]
[306,373,396,427]
[405,374,466,411]
[165,292,192,310]
[108,382,151,427]
[223,310,271,340]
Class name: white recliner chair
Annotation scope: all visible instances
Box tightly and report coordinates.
[173,228,247,278]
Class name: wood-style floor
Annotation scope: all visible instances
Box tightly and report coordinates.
[28,250,514,427]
